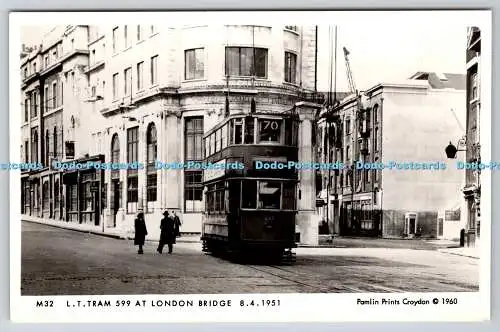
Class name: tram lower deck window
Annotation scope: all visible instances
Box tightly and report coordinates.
[258,181,281,209]
[242,180,257,209]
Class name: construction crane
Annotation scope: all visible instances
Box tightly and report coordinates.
[343,47,357,96]
[342,46,363,163]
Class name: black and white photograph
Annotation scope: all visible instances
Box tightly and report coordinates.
[9,11,491,323]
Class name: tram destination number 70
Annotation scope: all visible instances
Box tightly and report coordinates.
[262,120,280,131]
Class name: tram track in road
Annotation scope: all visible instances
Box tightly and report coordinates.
[245,264,373,293]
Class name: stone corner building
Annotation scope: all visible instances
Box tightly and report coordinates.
[463,26,481,248]
[20,24,323,243]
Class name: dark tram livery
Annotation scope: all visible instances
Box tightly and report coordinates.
[201,112,300,263]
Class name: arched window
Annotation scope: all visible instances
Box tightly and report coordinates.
[146,123,157,203]
[111,134,120,179]
[53,126,58,159]
[45,130,50,166]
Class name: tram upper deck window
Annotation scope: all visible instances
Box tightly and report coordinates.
[221,124,228,149]
[258,119,281,143]
[210,133,215,155]
[258,181,281,209]
[245,116,254,144]
[215,129,221,153]
[204,137,210,158]
[234,118,243,144]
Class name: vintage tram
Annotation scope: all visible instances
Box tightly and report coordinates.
[201,111,300,264]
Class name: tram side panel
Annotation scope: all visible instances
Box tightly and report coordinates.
[240,211,296,249]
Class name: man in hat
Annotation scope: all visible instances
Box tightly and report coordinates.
[157,210,175,254]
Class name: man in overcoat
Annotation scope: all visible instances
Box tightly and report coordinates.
[157,211,175,254]
[134,212,148,254]
[173,211,182,239]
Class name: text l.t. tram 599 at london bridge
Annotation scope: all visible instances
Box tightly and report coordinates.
[201,112,300,263]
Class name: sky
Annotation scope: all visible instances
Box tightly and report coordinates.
[21,23,467,93]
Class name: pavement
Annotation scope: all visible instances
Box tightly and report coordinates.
[22,215,201,243]
[21,221,479,295]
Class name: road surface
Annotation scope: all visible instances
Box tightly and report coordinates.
[21,221,479,295]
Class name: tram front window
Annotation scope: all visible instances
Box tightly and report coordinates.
[258,119,281,143]
[242,180,257,208]
[258,181,281,209]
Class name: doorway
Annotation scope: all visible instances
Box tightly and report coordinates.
[112,180,120,227]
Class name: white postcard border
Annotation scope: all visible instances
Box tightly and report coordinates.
[9,10,492,323]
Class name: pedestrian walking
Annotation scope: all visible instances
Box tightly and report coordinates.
[134,212,148,254]
[173,211,182,239]
[157,211,175,254]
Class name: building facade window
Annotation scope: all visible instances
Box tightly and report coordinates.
[225,47,268,78]
[184,117,204,212]
[374,127,379,151]
[146,123,157,203]
[373,104,379,123]
[137,25,142,41]
[127,127,139,213]
[24,97,29,122]
[150,55,158,85]
[52,82,57,109]
[45,130,50,166]
[284,51,297,83]
[185,48,204,80]
[112,73,118,99]
[53,126,58,159]
[60,82,64,105]
[124,25,129,49]
[124,67,132,95]
[112,27,118,53]
[31,91,37,118]
[137,61,144,90]
[44,86,49,112]
[471,72,478,100]
[31,128,38,164]
[24,140,29,163]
